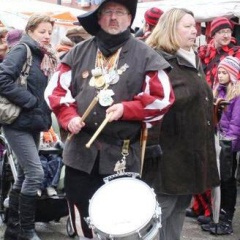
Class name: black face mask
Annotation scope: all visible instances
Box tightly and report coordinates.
[95,28,131,57]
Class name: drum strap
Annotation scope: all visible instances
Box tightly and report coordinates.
[114,139,130,173]
[122,139,130,156]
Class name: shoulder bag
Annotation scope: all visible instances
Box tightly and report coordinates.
[0,43,32,124]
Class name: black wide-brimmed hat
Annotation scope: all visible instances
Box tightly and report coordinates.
[77,0,138,36]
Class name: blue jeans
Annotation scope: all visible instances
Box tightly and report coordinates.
[3,126,44,196]
[40,154,63,189]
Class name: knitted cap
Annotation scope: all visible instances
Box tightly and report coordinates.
[218,56,240,83]
[6,29,23,48]
[144,7,163,26]
[210,17,233,36]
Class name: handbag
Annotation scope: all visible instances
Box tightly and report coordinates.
[0,43,32,125]
[213,98,229,126]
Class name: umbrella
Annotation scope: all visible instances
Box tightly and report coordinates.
[211,134,221,224]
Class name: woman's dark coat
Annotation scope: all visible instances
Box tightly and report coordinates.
[0,34,51,132]
[143,50,220,195]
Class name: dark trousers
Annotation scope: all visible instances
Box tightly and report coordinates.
[220,151,238,219]
[64,158,107,238]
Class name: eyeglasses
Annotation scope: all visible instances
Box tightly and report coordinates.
[216,29,232,35]
[101,9,129,16]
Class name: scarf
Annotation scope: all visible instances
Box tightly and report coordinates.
[39,44,59,78]
[177,48,196,68]
[95,28,131,57]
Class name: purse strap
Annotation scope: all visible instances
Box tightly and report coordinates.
[17,43,32,86]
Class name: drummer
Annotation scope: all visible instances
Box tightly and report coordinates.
[45,0,175,238]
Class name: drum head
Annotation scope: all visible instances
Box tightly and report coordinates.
[89,177,156,237]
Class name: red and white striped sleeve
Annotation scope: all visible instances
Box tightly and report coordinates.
[44,63,79,130]
[122,70,175,128]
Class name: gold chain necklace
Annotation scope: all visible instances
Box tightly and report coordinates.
[90,48,129,107]
[96,48,121,71]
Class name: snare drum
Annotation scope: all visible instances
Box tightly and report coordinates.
[86,173,161,240]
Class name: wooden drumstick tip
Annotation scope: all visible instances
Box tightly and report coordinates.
[67,133,73,141]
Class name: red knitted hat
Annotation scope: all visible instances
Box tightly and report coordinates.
[210,17,233,36]
[144,7,163,27]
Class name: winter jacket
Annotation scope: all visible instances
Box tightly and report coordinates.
[0,34,52,132]
[144,50,220,195]
[216,85,240,152]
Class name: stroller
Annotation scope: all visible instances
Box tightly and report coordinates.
[0,131,76,237]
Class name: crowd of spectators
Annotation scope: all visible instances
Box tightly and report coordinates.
[0,1,240,240]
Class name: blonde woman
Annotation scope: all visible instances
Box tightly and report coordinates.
[143,8,220,240]
[0,14,58,240]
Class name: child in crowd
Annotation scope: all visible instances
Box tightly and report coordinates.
[209,56,240,235]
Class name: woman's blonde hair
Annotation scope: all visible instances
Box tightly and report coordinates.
[213,82,240,101]
[226,82,240,100]
[146,8,194,54]
[25,14,55,33]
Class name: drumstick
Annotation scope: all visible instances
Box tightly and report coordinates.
[140,127,148,175]
[67,85,109,141]
[85,112,113,148]
[81,96,99,121]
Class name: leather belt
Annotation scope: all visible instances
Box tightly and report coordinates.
[83,128,140,147]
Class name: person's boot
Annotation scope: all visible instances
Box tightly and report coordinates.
[210,211,233,235]
[18,193,41,240]
[4,189,20,240]
[201,221,216,232]
[197,215,212,224]
[210,219,233,235]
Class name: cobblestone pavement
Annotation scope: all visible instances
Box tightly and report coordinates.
[0,186,239,240]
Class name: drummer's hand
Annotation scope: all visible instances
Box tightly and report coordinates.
[67,116,85,134]
[106,103,124,122]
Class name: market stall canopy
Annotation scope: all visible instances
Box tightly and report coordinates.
[0,0,86,45]
[133,0,240,28]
